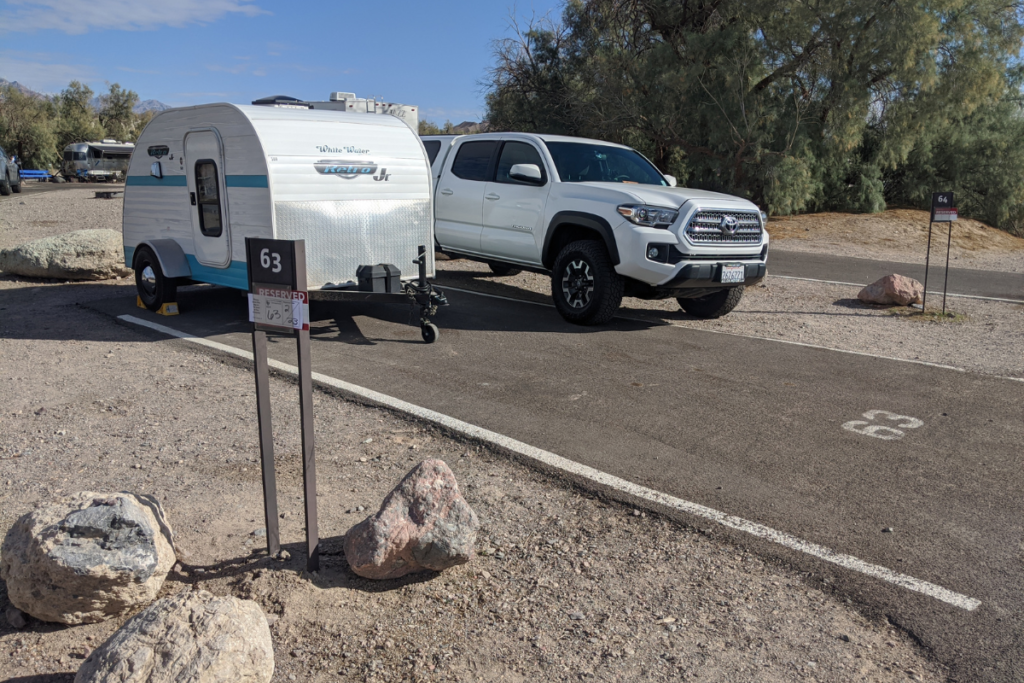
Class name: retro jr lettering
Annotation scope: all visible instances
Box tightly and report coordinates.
[314,160,379,178]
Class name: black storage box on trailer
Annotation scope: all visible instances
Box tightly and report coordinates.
[357,264,402,293]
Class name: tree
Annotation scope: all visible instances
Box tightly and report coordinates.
[54,81,105,152]
[0,85,57,169]
[486,0,1024,231]
[98,83,139,142]
[419,119,460,135]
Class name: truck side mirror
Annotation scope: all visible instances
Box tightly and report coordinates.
[509,163,543,185]
[664,174,677,187]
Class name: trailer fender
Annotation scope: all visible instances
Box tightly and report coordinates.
[133,239,192,279]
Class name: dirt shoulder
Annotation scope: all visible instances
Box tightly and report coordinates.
[0,277,945,682]
[766,209,1024,274]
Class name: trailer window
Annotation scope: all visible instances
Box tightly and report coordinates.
[423,140,441,165]
[194,160,223,237]
[73,152,87,161]
[64,151,73,161]
[450,140,498,182]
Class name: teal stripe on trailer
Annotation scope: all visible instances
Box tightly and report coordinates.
[185,256,249,290]
[126,175,188,187]
[225,175,269,188]
[126,174,268,188]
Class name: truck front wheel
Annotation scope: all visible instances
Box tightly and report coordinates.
[134,246,177,312]
[551,240,624,325]
[677,286,744,319]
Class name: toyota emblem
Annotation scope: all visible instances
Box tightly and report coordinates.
[719,216,738,235]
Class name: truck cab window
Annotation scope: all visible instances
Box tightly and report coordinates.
[495,142,546,185]
[194,160,223,237]
[423,140,441,165]
[450,140,498,181]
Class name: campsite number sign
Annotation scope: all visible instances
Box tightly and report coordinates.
[244,237,319,572]
[246,238,308,332]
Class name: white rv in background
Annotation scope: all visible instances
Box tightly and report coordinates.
[122,102,445,340]
[251,92,419,131]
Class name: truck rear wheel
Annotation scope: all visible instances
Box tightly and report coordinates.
[551,240,624,325]
[677,286,744,319]
[10,174,21,193]
[0,176,10,196]
[488,262,521,277]
[134,246,177,312]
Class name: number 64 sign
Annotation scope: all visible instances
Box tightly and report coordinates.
[843,410,923,441]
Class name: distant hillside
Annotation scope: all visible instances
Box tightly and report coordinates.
[0,78,45,99]
[134,99,171,114]
[452,121,489,134]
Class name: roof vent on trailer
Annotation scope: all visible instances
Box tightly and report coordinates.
[329,92,357,101]
[251,95,312,108]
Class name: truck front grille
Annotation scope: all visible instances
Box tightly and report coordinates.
[684,211,762,244]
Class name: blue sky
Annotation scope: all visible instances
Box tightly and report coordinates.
[0,0,563,123]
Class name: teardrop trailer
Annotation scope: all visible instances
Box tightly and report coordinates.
[122,103,447,342]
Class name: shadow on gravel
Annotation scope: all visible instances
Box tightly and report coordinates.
[1,675,75,682]
[162,535,443,594]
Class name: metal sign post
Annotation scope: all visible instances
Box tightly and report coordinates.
[927,192,957,315]
[245,237,319,573]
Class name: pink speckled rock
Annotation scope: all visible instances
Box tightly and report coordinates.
[344,459,478,580]
[857,274,924,306]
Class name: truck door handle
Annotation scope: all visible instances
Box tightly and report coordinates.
[190,192,197,206]
[485,193,500,200]
[440,188,453,196]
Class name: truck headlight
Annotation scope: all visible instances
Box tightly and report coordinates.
[617,204,678,228]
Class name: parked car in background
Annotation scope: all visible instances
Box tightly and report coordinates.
[423,133,768,325]
[0,145,21,195]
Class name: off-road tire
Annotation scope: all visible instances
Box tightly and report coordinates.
[10,173,21,193]
[0,176,10,196]
[488,262,522,277]
[551,240,624,326]
[678,286,744,319]
[134,246,177,312]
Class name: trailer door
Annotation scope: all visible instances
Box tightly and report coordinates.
[185,130,231,267]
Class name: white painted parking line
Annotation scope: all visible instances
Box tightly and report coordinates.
[439,285,1024,383]
[117,313,983,611]
[771,274,1024,304]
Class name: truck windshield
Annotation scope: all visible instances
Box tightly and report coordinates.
[544,142,667,186]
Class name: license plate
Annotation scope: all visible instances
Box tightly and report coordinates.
[721,264,745,283]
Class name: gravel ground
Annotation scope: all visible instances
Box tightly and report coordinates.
[0,187,126,252]
[0,279,946,682]
[435,261,1024,381]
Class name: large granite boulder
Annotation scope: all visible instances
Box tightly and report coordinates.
[344,459,479,580]
[857,274,924,306]
[0,229,132,280]
[75,589,274,683]
[0,492,175,624]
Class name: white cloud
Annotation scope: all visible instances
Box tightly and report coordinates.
[0,54,98,92]
[422,107,486,123]
[0,0,269,34]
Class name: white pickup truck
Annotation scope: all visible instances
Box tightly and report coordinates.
[422,133,768,325]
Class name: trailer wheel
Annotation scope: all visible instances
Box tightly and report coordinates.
[421,323,439,344]
[134,246,177,312]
